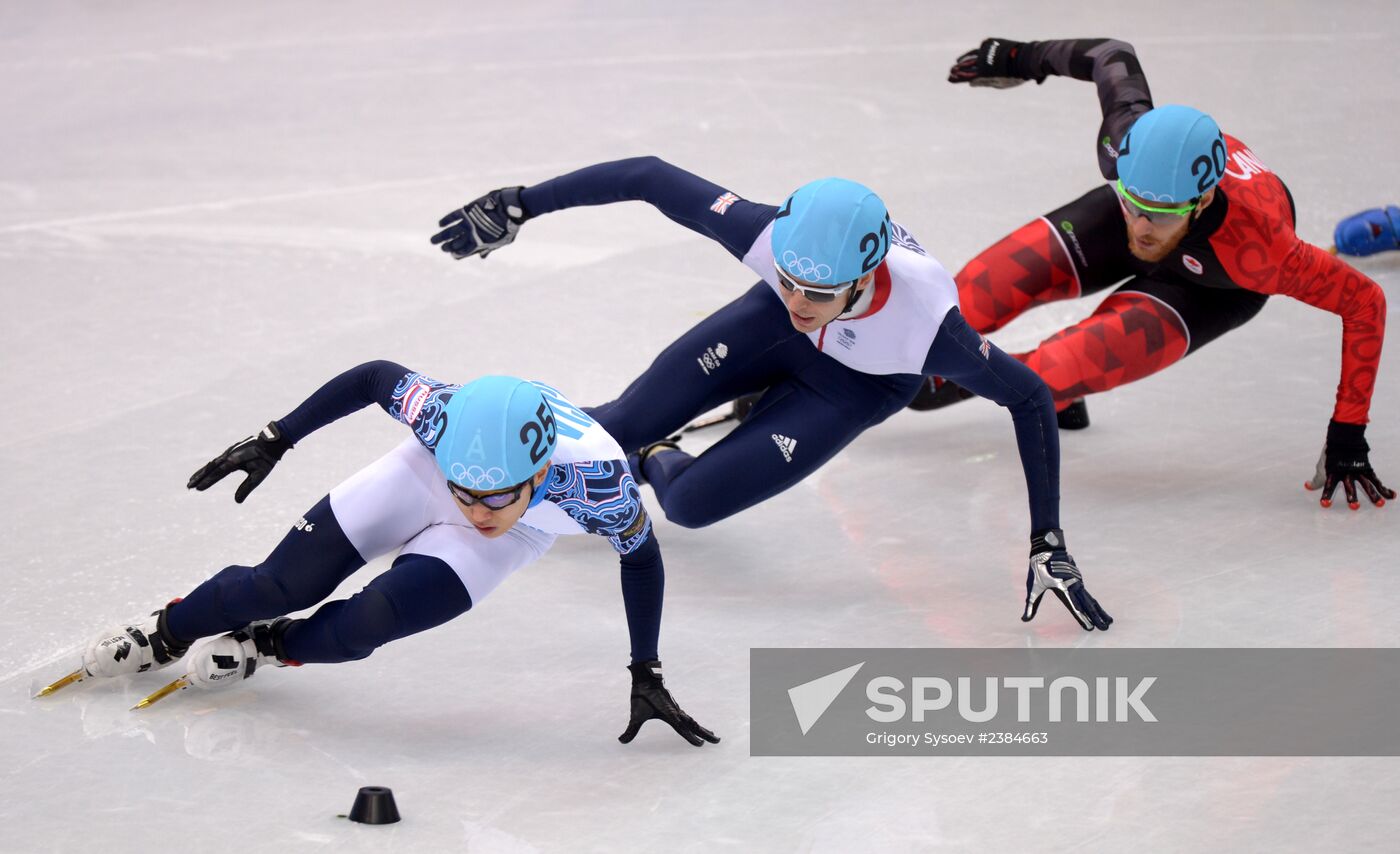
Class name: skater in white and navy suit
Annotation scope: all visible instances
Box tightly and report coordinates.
[433,160,1112,631]
[62,361,716,746]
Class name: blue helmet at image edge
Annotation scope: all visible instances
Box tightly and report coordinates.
[1118,105,1227,204]
[435,375,555,491]
[771,177,890,286]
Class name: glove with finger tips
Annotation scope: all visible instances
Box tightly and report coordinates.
[948,37,1035,88]
[618,660,719,747]
[1305,420,1394,510]
[431,186,528,260]
[1022,529,1113,632]
[187,422,293,503]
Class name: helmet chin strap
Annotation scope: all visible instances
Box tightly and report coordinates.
[839,270,877,316]
[841,286,863,314]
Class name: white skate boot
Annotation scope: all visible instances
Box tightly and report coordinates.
[133,619,298,708]
[37,604,192,698]
[80,606,190,678]
[187,621,293,690]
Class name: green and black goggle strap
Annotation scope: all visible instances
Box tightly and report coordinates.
[1113,178,1200,224]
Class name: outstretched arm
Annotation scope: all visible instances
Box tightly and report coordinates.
[188,360,440,501]
[433,156,778,262]
[1215,231,1392,508]
[923,310,1060,532]
[274,359,417,444]
[602,482,719,746]
[1226,239,1387,427]
[922,309,1112,631]
[618,535,664,659]
[948,37,1153,180]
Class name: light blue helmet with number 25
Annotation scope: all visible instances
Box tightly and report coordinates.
[1117,104,1227,204]
[771,177,891,286]
[435,376,556,491]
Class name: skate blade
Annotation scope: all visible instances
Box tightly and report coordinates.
[132,676,189,710]
[682,412,736,433]
[34,668,87,698]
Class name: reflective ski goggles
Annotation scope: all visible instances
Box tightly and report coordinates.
[447,478,532,510]
[774,264,858,304]
[1114,179,1199,224]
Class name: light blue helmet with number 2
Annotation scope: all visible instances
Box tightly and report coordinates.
[771,178,890,286]
[435,376,556,491]
[1117,105,1227,204]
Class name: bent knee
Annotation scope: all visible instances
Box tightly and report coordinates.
[658,485,727,529]
[332,587,399,659]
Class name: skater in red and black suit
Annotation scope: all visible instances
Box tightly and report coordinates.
[917,37,1391,511]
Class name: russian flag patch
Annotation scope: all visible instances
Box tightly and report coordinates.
[400,381,431,425]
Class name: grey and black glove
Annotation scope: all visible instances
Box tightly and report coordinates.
[947,37,1035,88]
[1022,529,1113,631]
[431,186,528,259]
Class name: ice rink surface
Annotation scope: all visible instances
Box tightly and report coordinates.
[2,1,1398,851]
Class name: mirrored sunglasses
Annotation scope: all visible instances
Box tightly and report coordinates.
[447,478,531,510]
[774,264,857,304]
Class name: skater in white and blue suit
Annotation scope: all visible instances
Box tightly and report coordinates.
[62,362,716,746]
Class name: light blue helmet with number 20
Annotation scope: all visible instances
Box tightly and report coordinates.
[1117,104,1227,204]
[771,178,890,286]
[435,376,556,491]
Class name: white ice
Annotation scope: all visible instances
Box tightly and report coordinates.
[2,2,1398,852]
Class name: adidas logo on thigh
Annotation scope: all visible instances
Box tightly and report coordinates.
[771,433,797,462]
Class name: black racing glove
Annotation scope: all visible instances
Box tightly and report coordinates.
[1305,420,1394,510]
[618,660,719,747]
[431,186,528,260]
[947,37,1036,88]
[187,422,293,503]
[1022,529,1113,631]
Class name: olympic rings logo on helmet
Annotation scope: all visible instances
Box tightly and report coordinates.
[450,463,509,490]
[780,250,833,284]
[1121,185,1173,203]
